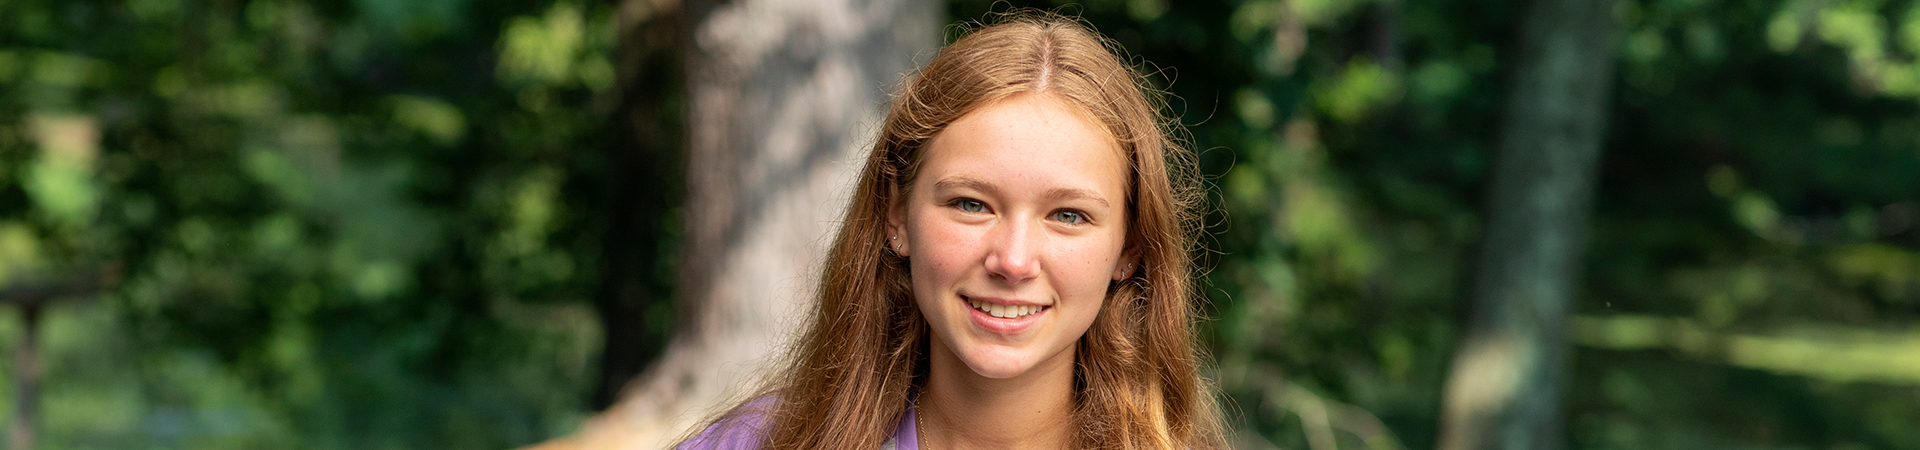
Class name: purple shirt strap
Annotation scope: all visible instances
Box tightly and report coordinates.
[677,396,920,450]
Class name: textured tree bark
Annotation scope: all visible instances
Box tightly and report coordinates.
[1435,0,1617,449]
[541,0,937,448]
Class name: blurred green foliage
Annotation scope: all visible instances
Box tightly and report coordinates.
[0,0,624,447]
[2,0,1918,448]
[949,0,1920,448]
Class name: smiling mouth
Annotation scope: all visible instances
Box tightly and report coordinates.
[965,297,1049,319]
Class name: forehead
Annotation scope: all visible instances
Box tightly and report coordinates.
[919,93,1128,195]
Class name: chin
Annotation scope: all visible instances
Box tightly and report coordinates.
[955,342,1054,379]
[962,358,1034,379]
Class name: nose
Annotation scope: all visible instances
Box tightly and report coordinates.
[983,219,1042,285]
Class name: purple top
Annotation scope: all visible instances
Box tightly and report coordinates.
[677,396,919,450]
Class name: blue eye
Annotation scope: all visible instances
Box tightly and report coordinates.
[1052,210,1087,224]
[957,199,986,213]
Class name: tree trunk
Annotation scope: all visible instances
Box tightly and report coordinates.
[1435,0,1616,449]
[593,0,684,412]
[546,0,937,447]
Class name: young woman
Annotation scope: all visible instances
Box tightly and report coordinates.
[680,12,1225,449]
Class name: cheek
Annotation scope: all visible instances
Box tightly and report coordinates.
[1055,237,1124,292]
[906,214,978,292]
[1051,239,1122,325]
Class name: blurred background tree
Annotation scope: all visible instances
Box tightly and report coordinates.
[1435,0,1616,448]
[561,0,938,448]
[1,0,1917,449]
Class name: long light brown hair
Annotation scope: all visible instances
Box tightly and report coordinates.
[693,11,1224,449]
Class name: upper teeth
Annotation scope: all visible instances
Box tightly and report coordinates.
[968,298,1044,318]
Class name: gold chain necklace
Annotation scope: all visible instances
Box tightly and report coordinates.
[914,394,928,449]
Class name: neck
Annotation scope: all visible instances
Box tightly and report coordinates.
[919,341,1077,450]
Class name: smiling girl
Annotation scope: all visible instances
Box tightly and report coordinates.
[679,11,1225,450]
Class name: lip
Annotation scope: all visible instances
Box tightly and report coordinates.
[962,294,1049,334]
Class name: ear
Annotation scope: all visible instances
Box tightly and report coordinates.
[1111,248,1141,281]
[887,183,910,258]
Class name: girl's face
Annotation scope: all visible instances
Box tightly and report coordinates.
[892,93,1136,380]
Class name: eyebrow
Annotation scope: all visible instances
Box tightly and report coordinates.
[932,176,1111,209]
